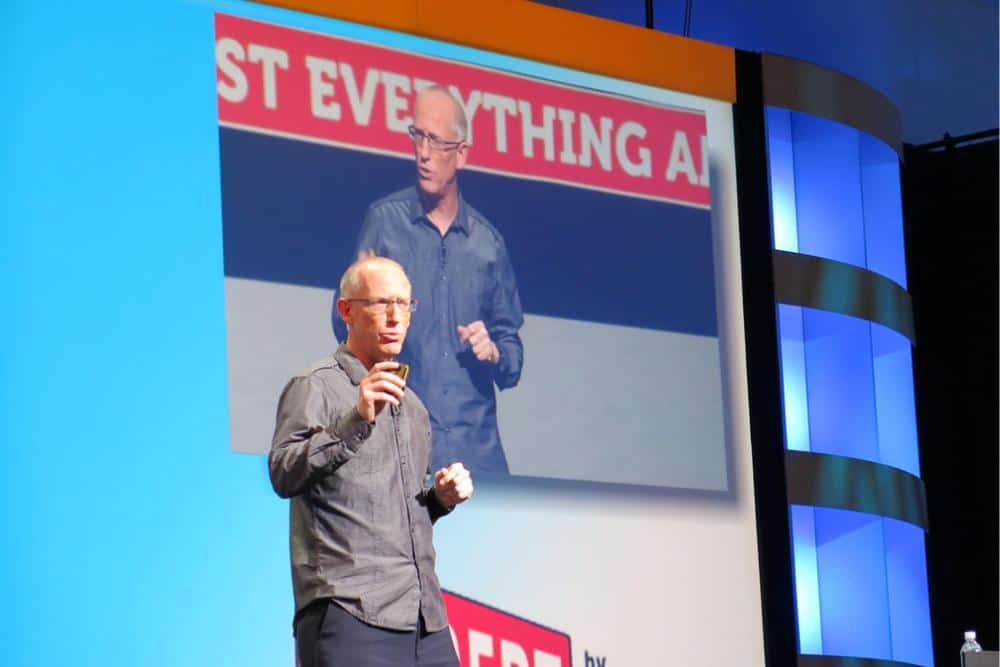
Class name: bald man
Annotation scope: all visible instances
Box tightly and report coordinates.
[271,257,471,667]
[337,85,525,475]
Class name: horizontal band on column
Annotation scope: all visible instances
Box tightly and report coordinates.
[786,450,928,530]
[772,251,915,343]
[761,53,902,156]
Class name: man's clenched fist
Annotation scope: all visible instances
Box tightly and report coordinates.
[457,321,500,364]
[433,462,473,509]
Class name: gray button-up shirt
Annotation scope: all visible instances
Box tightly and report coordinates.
[269,344,452,632]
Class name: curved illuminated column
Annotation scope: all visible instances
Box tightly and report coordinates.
[762,54,933,667]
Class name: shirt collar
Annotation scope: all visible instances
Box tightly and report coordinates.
[334,342,369,386]
[407,187,470,235]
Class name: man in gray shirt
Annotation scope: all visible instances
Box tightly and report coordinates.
[270,256,473,667]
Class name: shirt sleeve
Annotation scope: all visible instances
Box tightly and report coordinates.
[356,206,385,258]
[332,206,386,344]
[422,486,455,524]
[488,236,525,390]
[268,375,372,498]
[421,461,455,524]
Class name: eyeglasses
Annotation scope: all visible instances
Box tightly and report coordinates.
[346,297,419,314]
[407,125,464,152]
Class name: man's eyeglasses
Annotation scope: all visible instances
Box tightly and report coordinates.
[407,125,464,152]
[346,297,419,314]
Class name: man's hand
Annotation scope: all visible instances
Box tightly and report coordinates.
[433,462,473,509]
[457,321,500,364]
[357,361,405,423]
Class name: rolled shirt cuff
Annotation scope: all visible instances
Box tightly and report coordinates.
[327,407,374,453]
[426,486,456,522]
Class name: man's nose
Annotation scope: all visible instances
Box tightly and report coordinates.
[384,302,402,320]
[416,138,431,160]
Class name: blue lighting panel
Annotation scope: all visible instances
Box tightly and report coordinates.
[778,304,811,451]
[814,508,892,659]
[871,323,920,475]
[766,106,800,252]
[790,505,824,653]
[790,114,867,268]
[803,309,879,462]
[765,108,906,284]
[860,135,907,288]
[884,518,934,666]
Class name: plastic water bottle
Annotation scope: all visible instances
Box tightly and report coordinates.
[961,630,982,666]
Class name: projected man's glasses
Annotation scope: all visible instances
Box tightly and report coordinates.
[407,125,464,152]
[346,297,419,314]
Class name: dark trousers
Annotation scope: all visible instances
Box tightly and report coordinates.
[295,600,460,667]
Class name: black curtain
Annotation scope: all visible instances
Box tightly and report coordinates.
[904,134,999,664]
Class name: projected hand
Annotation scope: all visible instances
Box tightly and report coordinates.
[357,361,405,422]
[457,321,499,364]
[433,462,473,509]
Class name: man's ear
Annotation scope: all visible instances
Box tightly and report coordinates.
[455,143,469,170]
[336,298,352,326]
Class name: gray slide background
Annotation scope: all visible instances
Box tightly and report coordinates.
[497,313,726,489]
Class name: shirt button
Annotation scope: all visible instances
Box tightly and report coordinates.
[442,351,448,358]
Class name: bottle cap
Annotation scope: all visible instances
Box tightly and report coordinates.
[965,631,977,640]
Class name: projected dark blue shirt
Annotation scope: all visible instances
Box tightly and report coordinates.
[338,186,524,474]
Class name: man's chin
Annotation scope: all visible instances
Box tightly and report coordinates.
[416,181,442,198]
[379,343,404,358]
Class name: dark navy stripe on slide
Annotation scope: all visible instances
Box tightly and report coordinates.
[220,127,719,337]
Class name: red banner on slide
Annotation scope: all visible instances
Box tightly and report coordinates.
[215,13,710,207]
[444,591,573,667]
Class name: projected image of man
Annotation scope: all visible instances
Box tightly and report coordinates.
[270,257,473,667]
[344,85,525,475]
